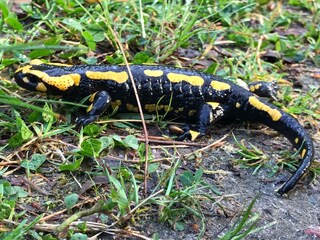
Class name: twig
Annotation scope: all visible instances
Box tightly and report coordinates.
[184,133,229,158]
[0,160,20,166]
[22,177,51,196]
[256,35,265,72]
[129,135,209,147]
[1,219,151,239]
[41,197,98,222]
[55,199,110,233]
[105,20,150,198]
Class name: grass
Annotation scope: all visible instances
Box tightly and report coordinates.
[0,0,319,239]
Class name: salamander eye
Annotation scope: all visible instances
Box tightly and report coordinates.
[27,74,40,83]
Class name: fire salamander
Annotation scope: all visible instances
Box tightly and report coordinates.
[14,59,314,195]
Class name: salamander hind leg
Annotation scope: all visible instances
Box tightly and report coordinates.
[176,102,225,141]
[76,91,111,126]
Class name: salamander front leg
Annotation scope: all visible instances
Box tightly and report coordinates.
[177,102,225,141]
[76,91,111,126]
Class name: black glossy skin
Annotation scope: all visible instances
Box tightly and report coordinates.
[14,63,315,195]
[16,65,230,112]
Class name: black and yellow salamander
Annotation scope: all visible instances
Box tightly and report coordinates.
[14,60,315,195]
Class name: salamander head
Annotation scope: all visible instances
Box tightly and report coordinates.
[14,65,46,92]
[14,62,81,96]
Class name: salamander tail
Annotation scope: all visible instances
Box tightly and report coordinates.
[272,113,314,195]
[242,96,314,194]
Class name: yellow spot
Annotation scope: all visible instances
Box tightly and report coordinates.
[22,77,29,83]
[86,71,128,83]
[87,104,93,112]
[157,105,163,110]
[47,62,72,67]
[249,84,261,92]
[145,104,156,112]
[189,130,200,141]
[42,74,78,91]
[89,92,97,102]
[15,65,32,74]
[30,59,72,67]
[36,82,47,92]
[72,74,81,86]
[301,149,307,158]
[41,74,80,91]
[144,69,164,77]
[248,96,282,121]
[207,102,220,109]
[295,138,299,144]
[155,104,174,112]
[20,69,81,91]
[30,59,45,65]
[210,80,231,91]
[164,105,173,112]
[236,102,241,108]
[167,73,204,86]
[111,100,122,110]
[174,107,184,113]
[126,104,138,112]
[188,110,197,116]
